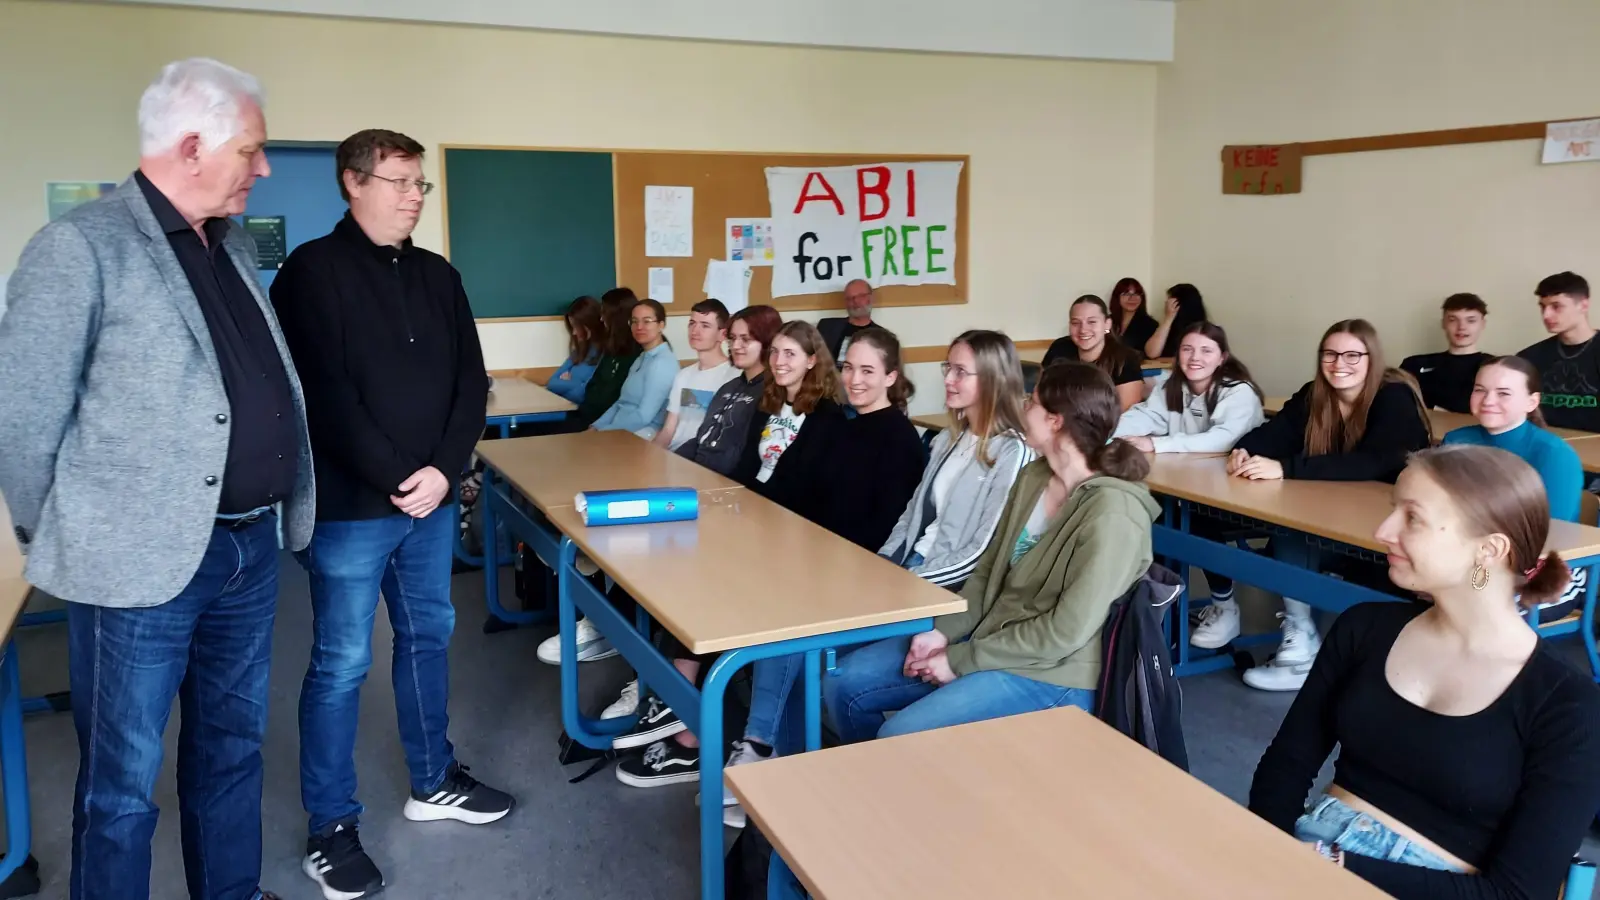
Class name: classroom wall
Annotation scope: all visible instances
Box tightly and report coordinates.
[1153,0,1600,394]
[0,0,1158,405]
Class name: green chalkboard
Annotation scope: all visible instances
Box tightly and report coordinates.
[442,148,617,319]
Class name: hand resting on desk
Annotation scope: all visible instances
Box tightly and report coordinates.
[1228,449,1284,481]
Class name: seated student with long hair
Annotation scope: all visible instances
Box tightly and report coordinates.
[822,362,1158,745]
[1114,322,1265,648]
[1040,295,1144,410]
[1227,319,1432,691]
[1110,277,1159,356]
[545,295,603,405]
[1144,282,1209,360]
[615,322,843,790]
[1442,356,1586,624]
[880,330,1032,590]
[573,288,641,428]
[1250,445,1600,899]
[590,297,678,439]
[810,326,926,550]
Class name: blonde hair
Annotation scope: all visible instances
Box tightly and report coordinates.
[947,330,1026,467]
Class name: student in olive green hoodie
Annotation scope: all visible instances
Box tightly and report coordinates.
[823,361,1159,742]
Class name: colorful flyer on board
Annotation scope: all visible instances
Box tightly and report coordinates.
[724,218,775,266]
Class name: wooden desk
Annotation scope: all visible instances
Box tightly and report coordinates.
[911,412,950,433]
[1145,453,1600,561]
[543,491,965,654]
[486,376,575,420]
[1566,434,1600,472]
[1260,397,1597,442]
[0,497,30,647]
[727,706,1388,900]
[474,430,740,516]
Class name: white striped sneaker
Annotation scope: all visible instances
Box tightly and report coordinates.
[402,763,514,825]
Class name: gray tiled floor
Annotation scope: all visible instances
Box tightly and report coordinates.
[7,560,1596,898]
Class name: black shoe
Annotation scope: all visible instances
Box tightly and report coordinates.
[402,763,515,825]
[615,738,701,787]
[612,695,687,750]
[302,823,384,900]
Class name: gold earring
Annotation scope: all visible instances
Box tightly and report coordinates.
[1470,563,1489,591]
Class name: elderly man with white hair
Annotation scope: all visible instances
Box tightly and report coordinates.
[0,58,312,900]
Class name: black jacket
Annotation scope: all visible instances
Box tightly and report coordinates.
[811,406,926,551]
[1095,564,1187,770]
[271,213,488,521]
[733,398,847,519]
[1234,380,1430,482]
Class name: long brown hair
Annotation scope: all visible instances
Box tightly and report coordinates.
[842,326,915,411]
[1034,362,1149,481]
[948,330,1027,467]
[1109,277,1155,337]
[597,287,640,356]
[759,321,842,415]
[1407,445,1570,608]
[564,295,602,364]
[1164,322,1263,414]
[1070,294,1141,379]
[1476,356,1548,428]
[1305,319,1432,455]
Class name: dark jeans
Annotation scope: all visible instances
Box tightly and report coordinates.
[297,507,457,835]
[67,515,279,900]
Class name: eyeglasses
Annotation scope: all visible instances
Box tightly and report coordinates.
[940,363,975,380]
[360,171,434,195]
[731,335,760,346]
[1319,350,1370,365]
[629,317,661,327]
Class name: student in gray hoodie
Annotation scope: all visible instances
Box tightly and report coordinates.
[880,331,1034,590]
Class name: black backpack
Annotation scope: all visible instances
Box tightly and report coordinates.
[1094,563,1189,771]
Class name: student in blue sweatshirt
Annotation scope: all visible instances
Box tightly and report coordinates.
[591,297,679,439]
[1442,355,1586,623]
[545,295,602,405]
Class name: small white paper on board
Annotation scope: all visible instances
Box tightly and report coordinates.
[703,259,752,314]
[648,267,675,304]
[644,185,694,257]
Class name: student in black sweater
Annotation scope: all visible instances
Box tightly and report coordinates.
[1143,282,1209,360]
[1040,294,1144,410]
[1109,276,1159,355]
[816,327,926,549]
[1250,445,1600,899]
[1399,292,1492,413]
[1229,319,1431,691]
[731,321,847,507]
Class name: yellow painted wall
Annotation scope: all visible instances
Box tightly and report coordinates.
[0,0,1157,381]
[1154,0,1600,394]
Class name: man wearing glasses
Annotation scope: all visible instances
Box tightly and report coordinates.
[271,129,511,900]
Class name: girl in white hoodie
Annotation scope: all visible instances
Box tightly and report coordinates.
[1113,322,1264,646]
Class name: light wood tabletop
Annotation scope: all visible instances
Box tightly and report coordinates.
[542,489,965,654]
[1146,453,1600,560]
[486,376,575,419]
[475,430,742,515]
[910,412,951,433]
[1260,397,1597,442]
[726,706,1389,900]
[0,493,33,647]
[1566,434,1600,472]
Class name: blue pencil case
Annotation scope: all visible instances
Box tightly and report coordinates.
[574,488,699,527]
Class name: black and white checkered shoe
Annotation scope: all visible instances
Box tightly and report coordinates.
[402,763,514,825]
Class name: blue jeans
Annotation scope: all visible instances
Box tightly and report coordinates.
[822,635,1094,743]
[745,655,803,748]
[1295,795,1465,872]
[68,515,279,900]
[298,507,458,835]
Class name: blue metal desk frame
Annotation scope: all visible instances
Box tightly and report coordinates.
[452,409,570,572]
[481,471,935,900]
[1154,496,1600,680]
[0,641,35,886]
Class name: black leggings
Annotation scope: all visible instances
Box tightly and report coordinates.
[1185,514,1237,596]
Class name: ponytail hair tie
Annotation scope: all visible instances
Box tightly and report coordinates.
[1525,556,1548,580]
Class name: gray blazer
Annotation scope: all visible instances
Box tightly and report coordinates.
[0,176,315,608]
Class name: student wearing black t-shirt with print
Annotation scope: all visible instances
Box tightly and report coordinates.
[1519,271,1600,433]
[1399,292,1492,413]
[1041,294,1144,410]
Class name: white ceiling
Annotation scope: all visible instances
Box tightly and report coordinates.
[93,0,1175,62]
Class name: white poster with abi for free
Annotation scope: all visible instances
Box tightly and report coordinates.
[764,161,962,298]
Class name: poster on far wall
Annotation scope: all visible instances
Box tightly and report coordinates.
[46,181,118,221]
[765,161,961,298]
[724,218,774,266]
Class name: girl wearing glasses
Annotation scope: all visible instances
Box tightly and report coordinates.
[879,331,1033,591]
[1109,277,1160,355]
[1040,294,1145,410]
[590,297,679,439]
[1227,319,1432,691]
